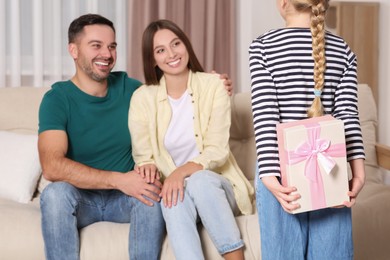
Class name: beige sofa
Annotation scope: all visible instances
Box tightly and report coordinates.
[0,84,389,260]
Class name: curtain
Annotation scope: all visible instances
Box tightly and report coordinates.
[126,0,237,86]
[0,0,127,88]
[1,0,236,88]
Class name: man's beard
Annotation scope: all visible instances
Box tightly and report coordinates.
[80,58,113,82]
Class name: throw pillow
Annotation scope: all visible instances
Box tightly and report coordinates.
[0,131,41,203]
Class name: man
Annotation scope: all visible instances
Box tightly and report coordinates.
[38,14,232,260]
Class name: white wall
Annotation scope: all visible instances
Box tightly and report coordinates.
[237,0,390,147]
[236,0,283,93]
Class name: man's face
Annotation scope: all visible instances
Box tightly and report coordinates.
[70,24,117,82]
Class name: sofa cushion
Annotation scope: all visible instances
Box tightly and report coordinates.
[0,131,41,203]
[78,212,260,260]
[0,198,45,258]
[0,86,49,135]
[352,182,390,260]
[230,93,257,182]
[37,175,52,194]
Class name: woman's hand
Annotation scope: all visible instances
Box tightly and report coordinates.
[261,176,301,213]
[160,162,202,208]
[160,168,186,208]
[135,163,160,184]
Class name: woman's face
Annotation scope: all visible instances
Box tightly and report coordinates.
[153,29,189,77]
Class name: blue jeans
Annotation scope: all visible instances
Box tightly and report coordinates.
[161,170,244,260]
[40,182,165,260]
[256,179,353,260]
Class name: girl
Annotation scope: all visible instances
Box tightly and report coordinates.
[249,0,365,259]
[129,19,254,260]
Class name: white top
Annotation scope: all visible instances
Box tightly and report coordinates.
[164,91,200,167]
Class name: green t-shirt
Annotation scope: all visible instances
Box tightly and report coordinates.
[39,71,141,173]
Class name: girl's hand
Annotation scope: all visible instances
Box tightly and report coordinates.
[344,159,366,208]
[343,176,365,207]
[136,164,160,184]
[344,158,366,207]
[261,176,301,213]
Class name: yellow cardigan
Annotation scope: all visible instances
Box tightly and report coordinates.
[129,71,254,215]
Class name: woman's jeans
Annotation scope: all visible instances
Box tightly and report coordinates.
[40,182,165,260]
[256,178,353,260]
[161,170,244,260]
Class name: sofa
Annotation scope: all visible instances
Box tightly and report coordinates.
[0,84,389,260]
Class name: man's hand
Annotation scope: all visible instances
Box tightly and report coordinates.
[211,70,233,96]
[116,171,162,206]
[262,176,301,213]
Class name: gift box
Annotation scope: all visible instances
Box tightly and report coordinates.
[277,115,350,214]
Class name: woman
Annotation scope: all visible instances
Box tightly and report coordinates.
[129,20,254,260]
[249,0,365,259]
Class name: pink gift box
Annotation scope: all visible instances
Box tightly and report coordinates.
[277,115,350,214]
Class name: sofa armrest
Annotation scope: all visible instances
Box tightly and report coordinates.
[375,143,390,170]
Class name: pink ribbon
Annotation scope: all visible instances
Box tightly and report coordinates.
[287,122,346,210]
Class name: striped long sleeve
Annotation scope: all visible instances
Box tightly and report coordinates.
[249,28,365,178]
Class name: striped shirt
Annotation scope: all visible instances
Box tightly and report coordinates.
[249,28,365,178]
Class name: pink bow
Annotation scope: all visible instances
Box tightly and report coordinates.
[287,123,346,210]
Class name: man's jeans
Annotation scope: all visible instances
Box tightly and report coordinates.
[256,179,353,260]
[40,182,165,260]
[161,170,244,260]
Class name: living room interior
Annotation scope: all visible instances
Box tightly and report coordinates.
[0,0,389,259]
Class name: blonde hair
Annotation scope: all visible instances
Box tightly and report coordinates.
[291,0,329,117]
